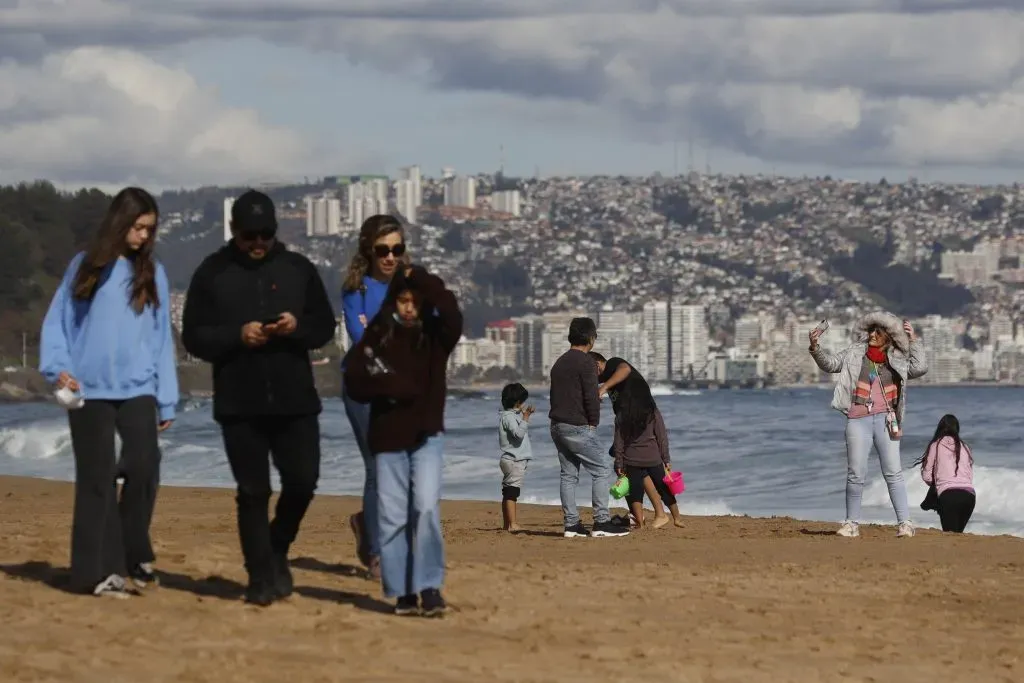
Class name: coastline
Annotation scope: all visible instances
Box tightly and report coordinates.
[0,475,1021,682]
[4,369,1024,405]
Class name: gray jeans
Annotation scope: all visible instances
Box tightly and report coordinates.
[550,422,612,527]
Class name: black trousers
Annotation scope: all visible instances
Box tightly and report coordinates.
[219,414,321,582]
[68,396,161,592]
[623,464,676,507]
[937,488,976,533]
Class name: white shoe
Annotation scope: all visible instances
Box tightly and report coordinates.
[836,520,860,537]
[897,521,915,538]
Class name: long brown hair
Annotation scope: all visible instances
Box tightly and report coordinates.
[73,187,160,313]
[342,214,408,293]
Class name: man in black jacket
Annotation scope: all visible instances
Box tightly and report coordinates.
[181,190,337,606]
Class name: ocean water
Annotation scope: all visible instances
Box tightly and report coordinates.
[1,386,1022,537]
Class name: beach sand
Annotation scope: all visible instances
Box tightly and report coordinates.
[0,475,1021,683]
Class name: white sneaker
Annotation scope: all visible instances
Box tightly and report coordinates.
[93,574,135,599]
[836,520,860,537]
[897,521,916,538]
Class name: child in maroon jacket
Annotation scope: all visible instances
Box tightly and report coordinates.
[344,265,463,617]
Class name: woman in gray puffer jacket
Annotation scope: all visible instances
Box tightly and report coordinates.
[809,312,928,538]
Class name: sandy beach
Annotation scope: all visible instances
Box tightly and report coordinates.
[0,476,1021,683]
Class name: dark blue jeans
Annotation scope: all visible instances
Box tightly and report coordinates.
[342,378,379,557]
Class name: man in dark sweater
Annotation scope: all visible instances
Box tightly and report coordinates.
[548,317,628,538]
[181,190,338,606]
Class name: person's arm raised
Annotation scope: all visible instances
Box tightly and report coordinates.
[407,266,464,352]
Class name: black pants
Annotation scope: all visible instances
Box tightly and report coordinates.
[68,396,161,592]
[937,488,976,533]
[623,464,676,507]
[219,414,321,582]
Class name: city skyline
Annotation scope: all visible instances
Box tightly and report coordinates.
[4,3,1024,190]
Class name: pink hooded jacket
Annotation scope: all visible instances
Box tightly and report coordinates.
[921,436,975,496]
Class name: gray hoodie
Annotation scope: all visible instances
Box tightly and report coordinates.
[498,409,532,461]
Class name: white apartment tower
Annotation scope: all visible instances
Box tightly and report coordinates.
[444,176,476,209]
[597,310,647,377]
[348,180,389,228]
[394,179,417,225]
[670,304,709,379]
[305,196,342,237]
[491,190,522,217]
[734,315,764,353]
[642,301,670,381]
[399,165,423,208]
[222,197,234,241]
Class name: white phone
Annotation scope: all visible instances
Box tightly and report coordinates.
[813,319,830,335]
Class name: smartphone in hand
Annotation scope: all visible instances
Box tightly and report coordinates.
[813,319,830,335]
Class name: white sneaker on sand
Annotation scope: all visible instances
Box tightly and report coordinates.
[897,521,916,538]
[836,521,860,537]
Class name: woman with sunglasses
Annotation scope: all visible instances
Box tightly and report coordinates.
[341,214,408,579]
[809,313,928,538]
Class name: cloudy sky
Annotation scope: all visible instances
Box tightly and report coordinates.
[2,0,1024,190]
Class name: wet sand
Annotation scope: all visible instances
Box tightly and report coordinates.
[0,475,1021,683]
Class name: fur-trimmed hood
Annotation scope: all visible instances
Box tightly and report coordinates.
[853,311,909,353]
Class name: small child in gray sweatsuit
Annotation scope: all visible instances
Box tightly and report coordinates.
[498,382,533,532]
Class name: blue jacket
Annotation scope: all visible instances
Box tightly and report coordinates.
[341,276,391,346]
[39,252,180,421]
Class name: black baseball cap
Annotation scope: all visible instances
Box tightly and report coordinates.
[231,190,278,235]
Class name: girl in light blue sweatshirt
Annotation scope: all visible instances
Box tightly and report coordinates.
[39,187,179,598]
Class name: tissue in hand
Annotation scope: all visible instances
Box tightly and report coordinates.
[54,385,85,410]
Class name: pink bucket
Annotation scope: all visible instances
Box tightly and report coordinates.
[663,470,685,495]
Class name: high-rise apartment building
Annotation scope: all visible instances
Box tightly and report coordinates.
[222,197,233,241]
[513,315,545,379]
[670,304,709,379]
[734,315,764,353]
[596,310,647,377]
[642,301,670,381]
[398,165,422,208]
[394,179,417,225]
[491,190,522,217]
[348,180,389,228]
[305,196,342,237]
[444,176,476,209]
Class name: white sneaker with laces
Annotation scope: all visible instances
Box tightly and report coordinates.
[836,520,860,537]
[93,574,134,599]
[897,521,916,538]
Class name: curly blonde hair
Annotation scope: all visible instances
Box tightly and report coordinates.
[342,214,408,293]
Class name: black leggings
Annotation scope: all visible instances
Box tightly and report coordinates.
[68,396,161,592]
[937,488,976,533]
[623,465,676,507]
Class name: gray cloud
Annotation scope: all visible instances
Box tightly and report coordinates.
[3,0,1024,181]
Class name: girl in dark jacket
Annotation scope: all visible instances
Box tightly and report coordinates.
[344,265,463,617]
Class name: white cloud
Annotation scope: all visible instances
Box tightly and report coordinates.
[3,0,1024,183]
[0,46,328,188]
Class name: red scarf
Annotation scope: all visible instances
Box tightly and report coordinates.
[865,346,887,364]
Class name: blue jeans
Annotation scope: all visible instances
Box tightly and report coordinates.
[550,422,612,527]
[375,434,445,599]
[342,379,379,557]
[845,413,910,524]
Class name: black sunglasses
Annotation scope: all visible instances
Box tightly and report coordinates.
[373,243,406,258]
[240,228,276,241]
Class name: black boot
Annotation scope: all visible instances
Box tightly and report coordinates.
[244,577,276,607]
[271,552,293,598]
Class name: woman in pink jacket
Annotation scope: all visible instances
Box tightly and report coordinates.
[916,414,975,533]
